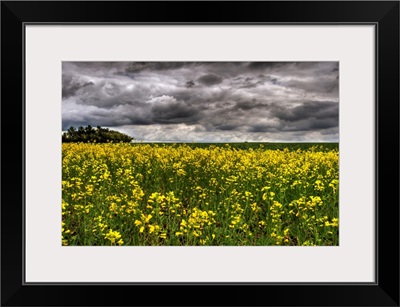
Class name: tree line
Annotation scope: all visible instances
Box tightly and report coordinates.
[62,125,133,143]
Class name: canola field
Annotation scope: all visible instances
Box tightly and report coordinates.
[62,143,339,246]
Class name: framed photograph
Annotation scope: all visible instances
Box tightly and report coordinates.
[2,1,399,306]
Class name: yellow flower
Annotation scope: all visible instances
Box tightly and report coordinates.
[104,229,123,245]
[145,214,152,223]
[177,169,186,176]
[148,225,155,233]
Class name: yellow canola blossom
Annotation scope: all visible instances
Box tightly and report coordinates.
[62,143,339,246]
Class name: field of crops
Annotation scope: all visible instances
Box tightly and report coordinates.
[62,142,339,246]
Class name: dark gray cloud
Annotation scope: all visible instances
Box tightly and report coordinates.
[247,62,285,70]
[62,62,339,142]
[270,101,338,122]
[149,96,201,124]
[185,80,195,88]
[125,62,196,73]
[62,75,94,98]
[197,74,223,86]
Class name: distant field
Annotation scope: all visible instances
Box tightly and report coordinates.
[62,142,339,246]
[132,142,339,151]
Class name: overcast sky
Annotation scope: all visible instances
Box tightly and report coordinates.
[62,62,339,142]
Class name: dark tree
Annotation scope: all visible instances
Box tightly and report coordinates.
[62,126,134,143]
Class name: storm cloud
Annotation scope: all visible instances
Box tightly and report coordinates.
[197,74,223,86]
[62,62,339,142]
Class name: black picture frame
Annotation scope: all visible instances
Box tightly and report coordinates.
[1,1,399,306]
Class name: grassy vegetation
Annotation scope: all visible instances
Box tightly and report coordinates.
[62,142,339,246]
